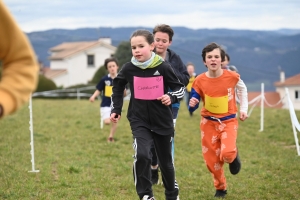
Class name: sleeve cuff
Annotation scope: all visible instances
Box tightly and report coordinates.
[0,90,17,118]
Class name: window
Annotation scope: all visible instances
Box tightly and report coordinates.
[87,55,94,66]
[295,90,299,100]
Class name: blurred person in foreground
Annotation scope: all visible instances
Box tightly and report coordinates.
[0,1,39,119]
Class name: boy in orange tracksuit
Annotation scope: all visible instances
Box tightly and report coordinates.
[189,42,248,198]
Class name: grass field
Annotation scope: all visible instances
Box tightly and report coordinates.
[0,99,300,200]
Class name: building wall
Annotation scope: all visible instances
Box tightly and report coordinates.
[276,86,300,110]
[50,60,68,70]
[49,44,115,88]
[52,73,68,88]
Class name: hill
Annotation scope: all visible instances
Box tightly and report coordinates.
[27,27,300,91]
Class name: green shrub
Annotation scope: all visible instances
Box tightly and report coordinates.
[35,74,57,92]
[90,65,107,84]
[114,41,132,67]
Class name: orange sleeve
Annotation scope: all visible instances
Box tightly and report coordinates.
[0,1,39,118]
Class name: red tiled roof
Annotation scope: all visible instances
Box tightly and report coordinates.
[43,69,67,79]
[48,40,116,60]
[274,73,300,87]
[248,91,283,108]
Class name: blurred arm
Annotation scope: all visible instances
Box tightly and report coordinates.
[0,2,39,118]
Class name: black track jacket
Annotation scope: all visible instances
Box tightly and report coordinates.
[111,61,185,135]
[167,48,189,87]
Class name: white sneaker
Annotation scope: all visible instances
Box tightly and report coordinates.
[142,195,155,200]
[177,195,180,200]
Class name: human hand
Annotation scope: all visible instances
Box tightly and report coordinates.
[239,111,248,121]
[189,97,199,107]
[157,94,171,106]
[89,96,95,102]
[110,113,120,123]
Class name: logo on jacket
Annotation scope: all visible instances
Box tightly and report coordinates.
[153,70,160,75]
[105,80,111,86]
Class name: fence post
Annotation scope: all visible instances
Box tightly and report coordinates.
[28,95,39,173]
[259,83,264,132]
[77,89,80,100]
[285,88,300,156]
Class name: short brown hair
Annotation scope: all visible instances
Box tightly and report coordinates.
[130,29,154,45]
[201,42,225,62]
[153,24,174,41]
[186,62,195,67]
[104,57,118,69]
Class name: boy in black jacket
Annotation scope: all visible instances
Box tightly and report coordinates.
[150,24,189,185]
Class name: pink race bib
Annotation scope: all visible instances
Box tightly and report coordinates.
[134,76,164,100]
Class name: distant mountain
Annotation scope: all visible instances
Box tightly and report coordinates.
[27,27,300,91]
[274,28,300,35]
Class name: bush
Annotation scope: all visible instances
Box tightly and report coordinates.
[90,65,107,84]
[35,74,57,92]
[114,41,132,67]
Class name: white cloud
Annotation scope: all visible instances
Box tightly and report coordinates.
[3,0,300,32]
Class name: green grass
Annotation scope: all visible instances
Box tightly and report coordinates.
[0,99,300,199]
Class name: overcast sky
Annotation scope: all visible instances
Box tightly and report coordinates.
[4,0,300,33]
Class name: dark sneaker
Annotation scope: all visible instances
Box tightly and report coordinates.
[142,195,155,200]
[151,168,159,185]
[229,150,241,175]
[214,190,227,198]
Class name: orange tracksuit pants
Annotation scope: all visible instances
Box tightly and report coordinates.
[200,116,238,190]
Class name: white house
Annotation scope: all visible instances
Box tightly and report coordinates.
[275,72,300,110]
[45,38,116,88]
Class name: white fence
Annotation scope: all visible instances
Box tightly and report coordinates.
[32,85,96,99]
[27,83,300,172]
[248,83,300,156]
[285,88,300,156]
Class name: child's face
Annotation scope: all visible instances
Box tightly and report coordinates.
[203,48,222,71]
[131,36,154,62]
[107,61,118,75]
[153,31,171,55]
[221,56,229,68]
[187,65,195,76]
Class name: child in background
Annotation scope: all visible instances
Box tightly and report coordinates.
[221,52,238,72]
[110,29,184,200]
[185,62,197,116]
[189,42,248,198]
[221,53,230,70]
[90,58,119,142]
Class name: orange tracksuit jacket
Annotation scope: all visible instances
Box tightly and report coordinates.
[189,70,241,190]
